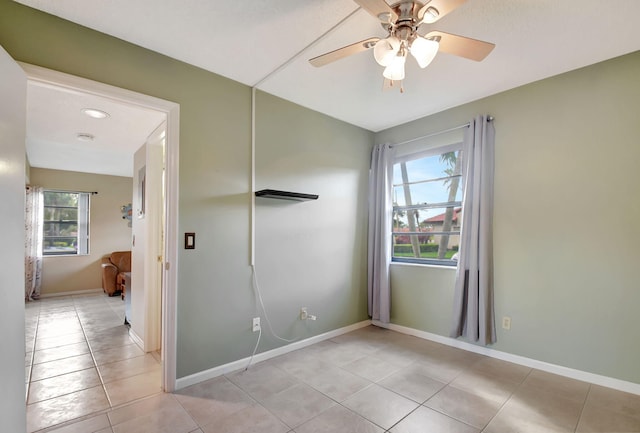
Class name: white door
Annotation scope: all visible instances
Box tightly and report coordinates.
[130,121,165,353]
[144,122,165,353]
[0,44,27,432]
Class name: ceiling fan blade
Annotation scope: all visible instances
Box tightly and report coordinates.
[309,37,379,67]
[353,0,398,22]
[418,0,467,23]
[425,31,495,61]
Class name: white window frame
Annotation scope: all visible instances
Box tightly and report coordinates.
[42,190,91,256]
[392,142,463,267]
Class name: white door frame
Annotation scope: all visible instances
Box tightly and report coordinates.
[21,63,180,392]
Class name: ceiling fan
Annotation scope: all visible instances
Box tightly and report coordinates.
[309,0,495,89]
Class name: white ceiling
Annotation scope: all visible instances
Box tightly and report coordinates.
[26,82,165,178]
[16,0,640,176]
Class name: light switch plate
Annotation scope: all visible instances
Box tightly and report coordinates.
[185,232,195,249]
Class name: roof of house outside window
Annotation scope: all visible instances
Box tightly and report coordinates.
[423,207,462,224]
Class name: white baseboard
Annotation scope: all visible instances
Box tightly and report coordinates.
[175,320,372,390]
[373,320,640,396]
[175,318,640,396]
[128,328,145,351]
[38,288,103,298]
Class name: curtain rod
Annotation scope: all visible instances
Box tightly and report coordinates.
[390,116,494,148]
[26,186,98,195]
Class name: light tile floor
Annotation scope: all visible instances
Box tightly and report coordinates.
[25,293,162,433]
[26,296,640,432]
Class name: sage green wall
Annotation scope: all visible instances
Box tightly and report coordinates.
[29,168,133,295]
[255,92,373,340]
[376,51,640,384]
[0,0,373,379]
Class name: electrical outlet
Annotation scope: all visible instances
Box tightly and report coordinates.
[502,316,511,330]
[252,317,261,332]
[300,307,308,320]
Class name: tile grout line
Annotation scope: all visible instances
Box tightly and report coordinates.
[74,295,115,408]
[377,402,422,432]
[32,310,630,433]
[572,384,593,433]
[372,359,435,431]
[476,366,534,432]
[26,298,91,433]
[392,355,496,432]
[25,302,41,404]
[175,376,258,430]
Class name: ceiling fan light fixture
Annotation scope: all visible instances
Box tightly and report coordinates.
[382,53,406,81]
[410,37,439,68]
[373,36,400,67]
[422,6,439,23]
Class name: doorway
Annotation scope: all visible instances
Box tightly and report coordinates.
[21,63,179,422]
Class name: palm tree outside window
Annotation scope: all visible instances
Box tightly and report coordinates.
[391,144,463,266]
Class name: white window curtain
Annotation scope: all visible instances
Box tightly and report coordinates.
[25,185,44,301]
[450,115,496,345]
[367,143,395,323]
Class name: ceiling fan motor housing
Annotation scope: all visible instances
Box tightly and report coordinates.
[382,1,427,43]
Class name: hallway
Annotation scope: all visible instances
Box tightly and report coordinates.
[25,293,162,432]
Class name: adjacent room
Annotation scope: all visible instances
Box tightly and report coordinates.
[1,0,639,432]
[22,79,170,432]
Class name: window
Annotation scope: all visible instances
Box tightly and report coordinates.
[392,143,463,266]
[43,190,90,256]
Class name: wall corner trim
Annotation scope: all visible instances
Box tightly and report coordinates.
[175,320,372,390]
[373,321,640,396]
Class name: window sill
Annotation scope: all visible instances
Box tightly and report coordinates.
[391,261,457,271]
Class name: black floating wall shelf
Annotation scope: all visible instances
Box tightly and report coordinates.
[255,189,318,201]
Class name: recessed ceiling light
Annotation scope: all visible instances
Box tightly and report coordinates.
[81,108,110,119]
[76,133,95,141]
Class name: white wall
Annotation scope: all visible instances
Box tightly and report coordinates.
[0,44,27,433]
